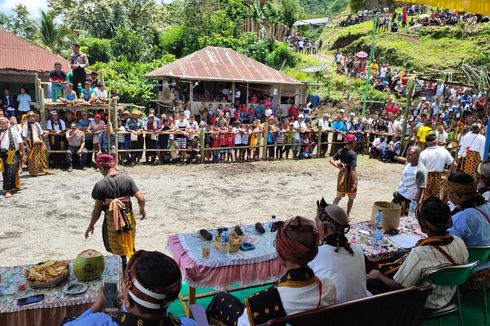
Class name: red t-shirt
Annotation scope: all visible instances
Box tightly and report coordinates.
[401,73,408,85]
[227,132,234,147]
[386,104,399,115]
[289,106,298,118]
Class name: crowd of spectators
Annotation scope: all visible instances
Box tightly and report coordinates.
[285,34,320,54]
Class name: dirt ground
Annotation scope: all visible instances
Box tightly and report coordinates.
[0,156,403,267]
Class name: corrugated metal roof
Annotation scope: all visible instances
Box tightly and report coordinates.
[145,46,304,85]
[0,28,71,73]
[293,17,329,26]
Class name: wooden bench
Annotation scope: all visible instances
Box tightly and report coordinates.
[190,286,432,326]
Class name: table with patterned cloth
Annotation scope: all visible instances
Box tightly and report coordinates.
[0,256,122,326]
[167,226,285,315]
[348,216,425,262]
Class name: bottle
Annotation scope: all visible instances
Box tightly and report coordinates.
[374,209,384,247]
[220,227,230,256]
[408,201,417,219]
[269,215,277,247]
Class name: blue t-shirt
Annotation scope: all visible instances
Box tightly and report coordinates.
[81,88,96,101]
[64,309,197,326]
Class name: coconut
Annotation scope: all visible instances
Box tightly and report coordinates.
[73,249,105,282]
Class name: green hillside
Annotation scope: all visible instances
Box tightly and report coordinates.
[321,21,490,71]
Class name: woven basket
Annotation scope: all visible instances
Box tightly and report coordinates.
[25,263,70,289]
[214,235,242,253]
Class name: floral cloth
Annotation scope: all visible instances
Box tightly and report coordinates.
[0,256,122,313]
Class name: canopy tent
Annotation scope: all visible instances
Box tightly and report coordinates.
[396,0,490,16]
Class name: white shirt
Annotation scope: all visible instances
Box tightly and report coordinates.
[394,236,468,309]
[373,138,387,150]
[419,145,454,172]
[436,130,448,145]
[233,127,242,144]
[458,132,486,159]
[318,119,330,132]
[0,128,23,150]
[293,121,306,140]
[95,88,108,101]
[22,122,43,142]
[397,162,428,201]
[237,277,336,326]
[265,108,273,117]
[17,94,31,112]
[380,67,388,78]
[183,110,191,119]
[46,119,66,131]
[309,244,370,304]
[387,120,401,134]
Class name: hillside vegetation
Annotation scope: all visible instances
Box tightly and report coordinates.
[321,21,490,71]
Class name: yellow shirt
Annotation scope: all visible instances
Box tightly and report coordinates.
[417,126,433,143]
[370,63,379,74]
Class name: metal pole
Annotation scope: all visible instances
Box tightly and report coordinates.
[361,15,379,118]
[484,112,490,160]
[401,78,415,151]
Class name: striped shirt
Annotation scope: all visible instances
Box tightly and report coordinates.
[393,236,468,309]
[276,130,286,144]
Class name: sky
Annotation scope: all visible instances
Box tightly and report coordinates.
[0,0,174,19]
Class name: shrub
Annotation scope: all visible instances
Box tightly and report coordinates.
[79,37,112,63]
[265,42,299,70]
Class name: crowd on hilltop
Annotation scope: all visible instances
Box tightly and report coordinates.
[285,34,320,54]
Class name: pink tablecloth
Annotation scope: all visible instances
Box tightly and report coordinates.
[167,235,285,290]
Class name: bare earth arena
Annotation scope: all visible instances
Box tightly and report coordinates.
[0,156,401,267]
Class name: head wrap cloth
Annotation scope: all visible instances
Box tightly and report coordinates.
[96,154,115,168]
[125,250,181,311]
[444,179,477,194]
[273,216,319,266]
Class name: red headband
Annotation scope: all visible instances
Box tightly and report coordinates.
[96,154,115,168]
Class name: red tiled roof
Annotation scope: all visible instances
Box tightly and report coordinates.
[145,46,304,85]
[0,28,71,73]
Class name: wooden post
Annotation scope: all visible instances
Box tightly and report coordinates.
[401,78,414,151]
[113,97,119,167]
[316,129,322,157]
[232,82,235,105]
[100,71,105,84]
[200,128,205,163]
[262,122,268,159]
[246,83,249,108]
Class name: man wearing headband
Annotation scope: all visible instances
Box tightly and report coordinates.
[64,250,196,326]
[309,199,369,303]
[0,116,24,197]
[331,133,358,218]
[46,110,67,168]
[445,172,490,248]
[419,133,455,201]
[367,197,468,309]
[457,123,485,177]
[86,154,146,270]
[477,160,490,201]
[207,216,336,326]
[392,146,427,216]
[22,111,48,176]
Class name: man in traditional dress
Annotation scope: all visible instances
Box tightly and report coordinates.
[457,123,485,177]
[206,216,336,326]
[419,133,455,201]
[22,112,48,176]
[85,154,146,270]
[366,197,468,309]
[392,146,427,215]
[63,250,196,326]
[309,199,370,304]
[46,110,66,168]
[331,133,358,218]
[0,116,24,197]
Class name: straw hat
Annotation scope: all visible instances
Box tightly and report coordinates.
[131,109,142,116]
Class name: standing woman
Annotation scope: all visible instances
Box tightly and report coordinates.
[126,109,144,165]
[330,134,358,218]
[0,117,25,197]
[22,112,48,177]
[144,114,158,164]
[89,114,106,162]
[78,110,93,167]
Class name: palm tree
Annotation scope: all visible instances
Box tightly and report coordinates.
[280,0,301,35]
[37,11,73,54]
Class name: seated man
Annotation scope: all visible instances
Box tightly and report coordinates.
[392,146,427,215]
[381,136,402,162]
[366,197,468,310]
[446,172,490,247]
[58,83,78,106]
[370,135,387,159]
[63,250,196,326]
[207,216,336,326]
[66,122,88,172]
[49,62,67,100]
[309,199,370,303]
